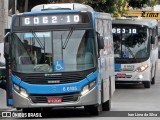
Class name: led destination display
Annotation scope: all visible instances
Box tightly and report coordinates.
[21,14,90,26]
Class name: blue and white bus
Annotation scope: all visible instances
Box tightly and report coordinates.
[112,17,158,88]
[4,3,115,115]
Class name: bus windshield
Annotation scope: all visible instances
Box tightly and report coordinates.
[11,29,96,73]
[112,25,149,61]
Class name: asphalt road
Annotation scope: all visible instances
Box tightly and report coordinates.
[1,60,160,119]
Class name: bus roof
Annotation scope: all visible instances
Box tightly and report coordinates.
[112,17,158,28]
[31,3,94,12]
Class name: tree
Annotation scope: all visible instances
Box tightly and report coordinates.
[84,0,128,17]
[129,0,159,8]
[113,0,128,17]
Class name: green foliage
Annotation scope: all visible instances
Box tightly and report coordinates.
[113,0,128,17]
[88,0,115,13]
[129,0,159,7]
[149,0,159,6]
[78,0,128,17]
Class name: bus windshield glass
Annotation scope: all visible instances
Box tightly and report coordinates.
[11,29,96,73]
[112,25,149,61]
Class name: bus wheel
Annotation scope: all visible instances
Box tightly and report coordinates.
[102,99,111,111]
[84,105,100,116]
[151,77,155,84]
[102,80,111,111]
[151,66,156,85]
[143,81,151,88]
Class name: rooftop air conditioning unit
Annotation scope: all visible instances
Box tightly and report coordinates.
[31,3,94,12]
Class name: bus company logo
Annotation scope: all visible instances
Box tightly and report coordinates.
[51,86,57,92]
[48,80,60,84]
[45,73,62,77]
[1,112,42,118]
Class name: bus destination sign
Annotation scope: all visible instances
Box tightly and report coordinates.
[21,14,89,26]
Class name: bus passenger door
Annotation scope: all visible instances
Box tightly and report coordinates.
[97,33,110,103]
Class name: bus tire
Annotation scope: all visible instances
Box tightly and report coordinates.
[151,64,157,85]
[102,99,111,111]
[143,81,151,88]
[84,105,100,116]
[151,77,155,84]
[102,78,111,111]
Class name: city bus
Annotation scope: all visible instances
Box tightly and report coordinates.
[112,17,158,88]
[4,3,115,115]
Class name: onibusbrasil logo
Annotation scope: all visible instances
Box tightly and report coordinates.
[1,111,42,118]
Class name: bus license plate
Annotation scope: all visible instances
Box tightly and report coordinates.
[47,97,62,103]
[116,73,126,78]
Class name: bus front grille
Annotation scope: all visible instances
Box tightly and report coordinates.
[24,74,84,84]
[12,67,96,84]
[18,74,85,84]
[30,93,80,103]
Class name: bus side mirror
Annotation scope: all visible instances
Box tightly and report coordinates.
[98,36,104,49]
[151,36,155,44]
[97,32,104,49]
[4,31,11,58]
[4,42,9,57]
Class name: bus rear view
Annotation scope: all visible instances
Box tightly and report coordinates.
[112,17,158,88]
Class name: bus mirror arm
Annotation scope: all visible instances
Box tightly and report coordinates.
[151,36,155,44]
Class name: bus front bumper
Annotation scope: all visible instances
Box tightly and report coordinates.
[115,71,150,83]
[13,87,98,108]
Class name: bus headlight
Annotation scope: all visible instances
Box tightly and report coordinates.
[13,84,28,98]
[89,80,96,89]
[13,84,20,92]
[20,88,28,98]
[81,80,96,95]
[136,64,148,72]
[81,85,89,95]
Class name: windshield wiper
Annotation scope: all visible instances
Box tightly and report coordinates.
[31,31,45,50]
[62,27,74,49]
[126,47,136,59]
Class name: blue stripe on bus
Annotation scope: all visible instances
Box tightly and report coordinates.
[7,99,13,106]
[115,64,121,69]
[11,70,98,94]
